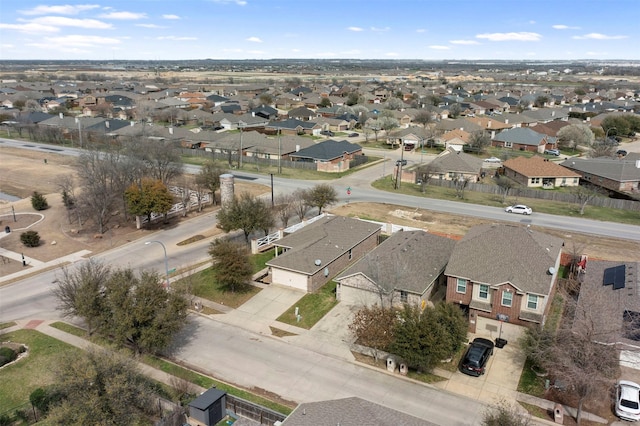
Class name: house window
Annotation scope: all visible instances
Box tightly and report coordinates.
[527,294,538,310]
[478,284,489,300]
[502,291,513,307]
[561,178,567,185]
[531,177,540,184]
[573,178,579,184]
[456,278,467,293]
[348,249,352,260]
[400,291,408,303]
[448,172,455,179]
[504,141,513,148]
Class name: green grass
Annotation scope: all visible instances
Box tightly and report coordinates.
[276,281,337,329]
[517,358,548,397]
[437,344,468,373]
[142,356,293,414]
[0,322,16,330]
[50,321,114,346]
[0,330,77,414]
[182,266,261,308]
[544,294,564,333]
[251,248,274,272]
[406,370,448,384]
[372,176,640,226]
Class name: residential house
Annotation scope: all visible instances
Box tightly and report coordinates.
[281,397,435,426]
[387,126,432,149]
[445,224,564,333]
[289,140,362,173]
[491,127,556,153]
[266,215,381,293]
[416,147,484,183]
[502,156,581,188]
[287,106,319,121]
[560,154,640,196]
[572,260,640,368]
[266,118,320,136]
[440,128,471,151]
[335,230,455,308]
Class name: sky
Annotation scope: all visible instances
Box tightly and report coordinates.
[0,0,639,61]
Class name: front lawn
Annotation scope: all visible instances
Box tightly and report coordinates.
[182,267,261,308]
[0,330,77,414]
[276,281,338,329]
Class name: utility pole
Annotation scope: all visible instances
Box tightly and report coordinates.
[238,123,243,169]
[278,128,282,174]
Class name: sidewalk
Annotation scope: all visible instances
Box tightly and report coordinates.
[1,319,207,395]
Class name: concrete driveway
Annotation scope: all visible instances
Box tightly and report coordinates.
[433,334,526,405]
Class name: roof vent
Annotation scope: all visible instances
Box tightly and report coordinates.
[548,267,556,275]
[314,259,321,266]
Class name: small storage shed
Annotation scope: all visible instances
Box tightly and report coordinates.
[188,388,227,426]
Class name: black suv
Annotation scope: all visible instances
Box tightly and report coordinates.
[460,338,494,376]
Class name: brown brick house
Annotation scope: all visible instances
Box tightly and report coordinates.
[502,155,581,188]
[445,223,564,333]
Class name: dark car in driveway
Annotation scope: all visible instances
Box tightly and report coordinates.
[460,338,494,376]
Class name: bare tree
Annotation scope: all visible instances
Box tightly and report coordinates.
[138,139,183,184]
[349,305,397,361]
[571,185,603,215]
[195,161,226,206]
[55,174,77,224]
[589,140,616,158]
[274,193,295,228]
[416,163,439,193]
[291,188,311,220]
[453,174,471,199]
[495,176,517,203]
[482,400,531,426]
[468,130,491,154]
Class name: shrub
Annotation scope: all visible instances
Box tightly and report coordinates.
[0,414,12,426]
[31,191,49,211]
[30,387,61,415]
[0,346,17,366]
[20,230,41,247]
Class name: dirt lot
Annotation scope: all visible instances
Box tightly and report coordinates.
[1,146,638,280]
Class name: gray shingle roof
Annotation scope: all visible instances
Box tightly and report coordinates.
[561,156,640,182]
[281,397,435,426]
[427,147,484,174]
[336,230,456,294]
[445,224,563,295]
[493,127,555,146]
[267,216,380,275]
[289,140,362,161]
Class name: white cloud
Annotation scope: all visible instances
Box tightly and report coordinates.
[246,36,262,43]
[162,14,180,20]
[0,22,59,34]
[476,32,542,41]
[416,29,425,33]
[347,26,363,32]
[553,24,580,30]
[99,11,147,20]
[429,45,450,50]
[450,40,480,45]
[370,26,390,32]
[42,34,122,47]
[19,4,100,16]
[573,33,627,40]
[385,52,399,57]
[1,43,15,49]
[29,16,112,29]
[137,24,165,28]
[157,36,198,41]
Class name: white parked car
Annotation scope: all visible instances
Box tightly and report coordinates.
[616,380,640,421]
[484,157,501,163]
[505,204,532,215]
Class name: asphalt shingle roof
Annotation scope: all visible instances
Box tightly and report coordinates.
[503,156,581,178]
[493,127,555,146]
[561,156,640,182]
[267,216,380,275]
[289,140,362,161]
[281,397,435,426]
[336,230,456,294]
[445,224,564,295]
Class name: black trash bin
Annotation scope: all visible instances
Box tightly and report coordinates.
[495,338,507,348]
[4,226,10,234]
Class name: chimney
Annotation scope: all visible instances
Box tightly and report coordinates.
[636,160,640,169]
[105,120,109,129]
[505,119,509,124]
[60,113,64,119]
[130,121,135,126]
[169,127,173,135]
[488,121,492,128]
[551,111,555,117]
[296,144,300,152]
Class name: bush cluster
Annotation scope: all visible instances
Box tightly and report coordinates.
[30,191,49,211]
[0,346,20,367]
[20,230,41,247]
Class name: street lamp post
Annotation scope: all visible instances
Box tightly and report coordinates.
[145,240,170,288]
[238,122,244,169]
